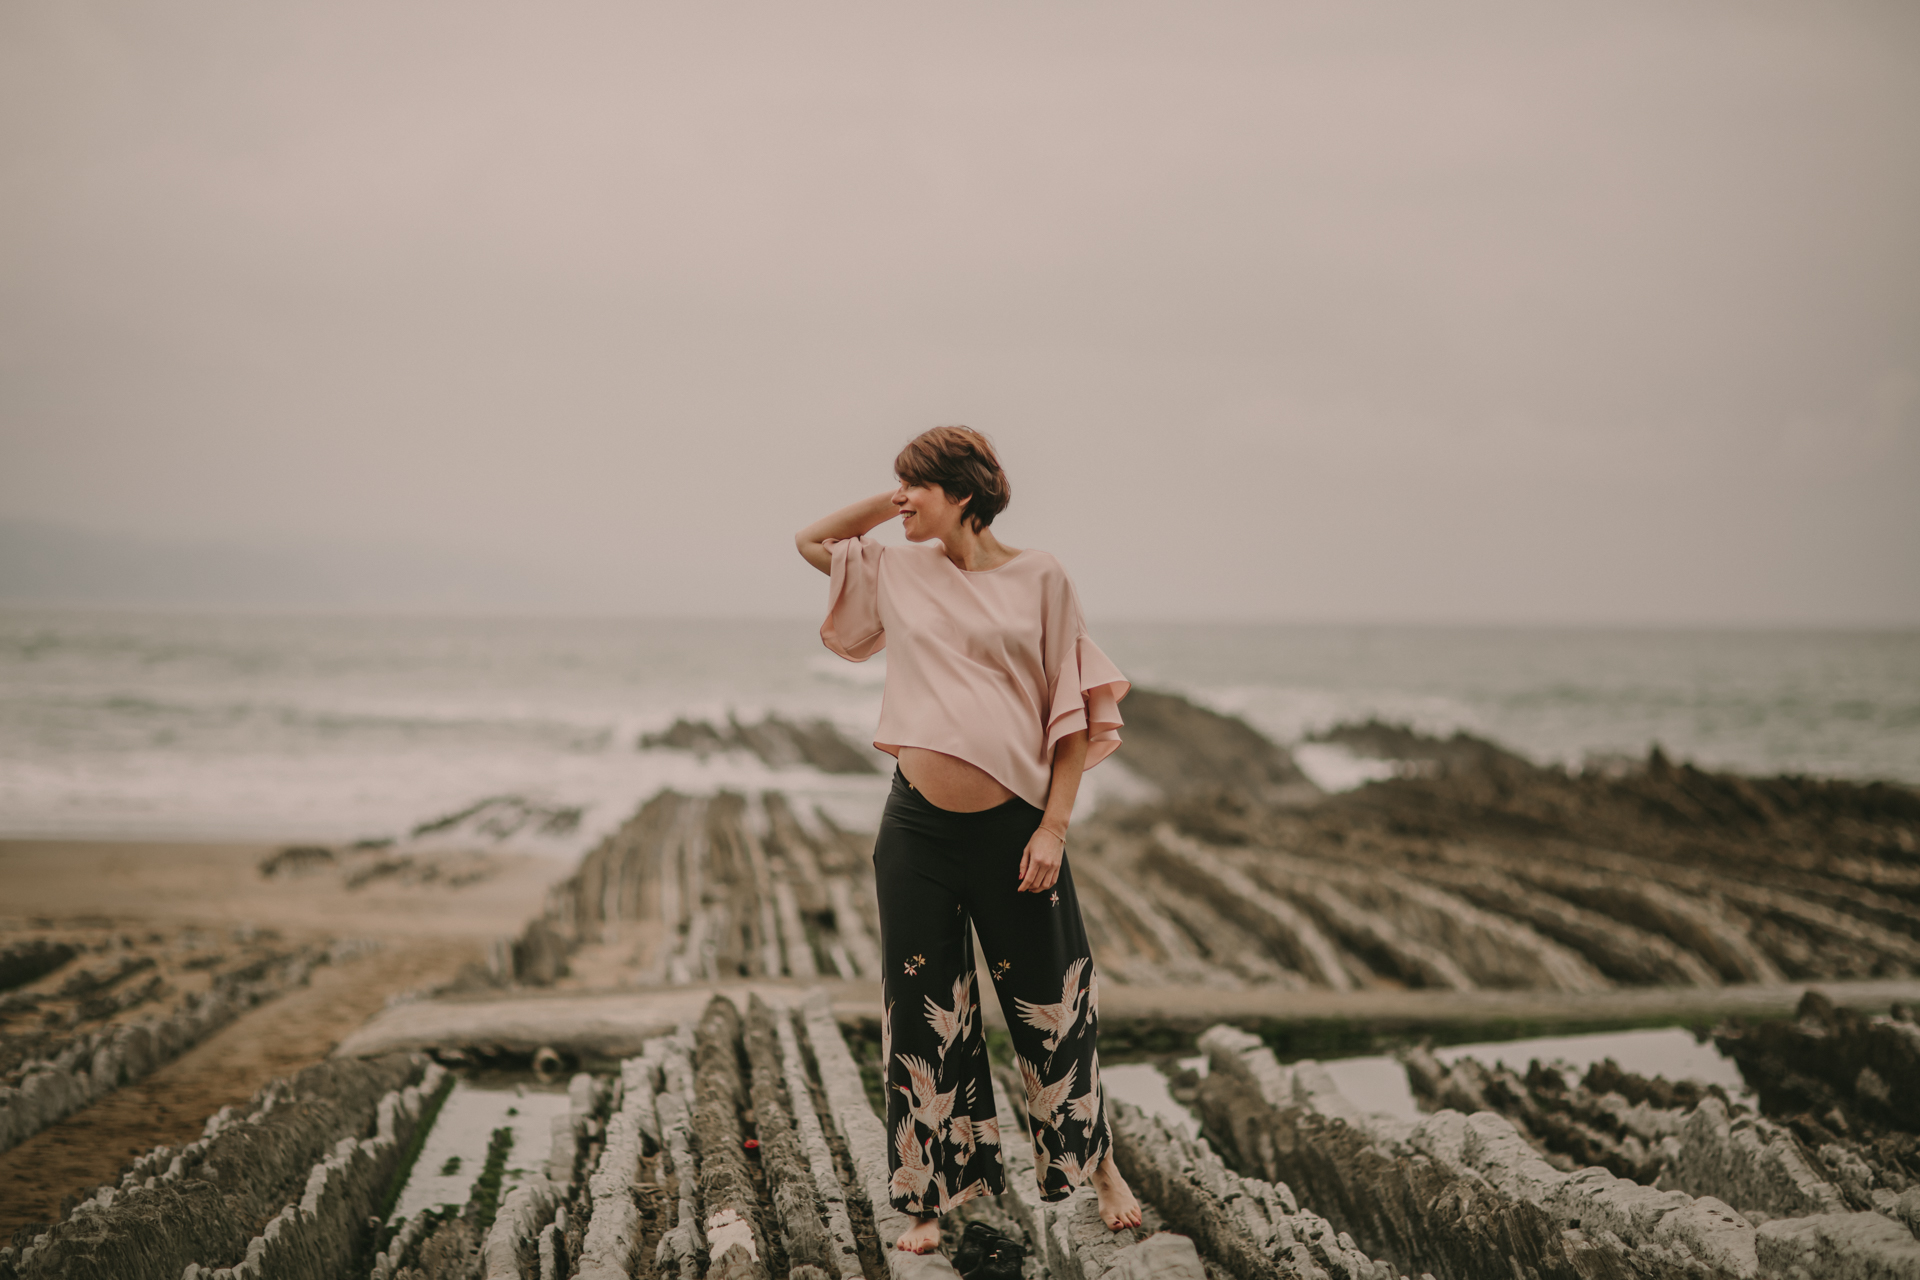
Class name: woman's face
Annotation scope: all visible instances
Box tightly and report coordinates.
[893,478,970,542]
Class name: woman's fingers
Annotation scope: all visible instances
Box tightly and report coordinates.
[1016,826,1070,892]
[1017,839,1062,892]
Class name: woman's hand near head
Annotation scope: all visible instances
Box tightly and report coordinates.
[795,489,899,575]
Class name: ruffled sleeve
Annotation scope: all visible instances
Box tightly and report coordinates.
[1042,572,1130,767]
[820,535,886,661]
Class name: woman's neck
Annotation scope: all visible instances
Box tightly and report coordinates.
[938,525,1017,573]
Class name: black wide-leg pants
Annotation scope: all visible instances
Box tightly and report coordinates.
[871,769,1109,1216]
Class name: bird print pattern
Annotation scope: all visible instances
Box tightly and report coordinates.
[870,769,1113,1215]
[877,966,998,1216]
[879,933,1109,1212]
[1015,956,1088,1054]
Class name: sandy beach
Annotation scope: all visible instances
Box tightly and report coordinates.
[0,839,557,940]
[0,837,561,1233]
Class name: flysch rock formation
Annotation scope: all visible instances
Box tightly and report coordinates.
[8,976,1920,1278]
[0,982,1385,1280]
[365,990,968,1280]
[2,1052,439,1280]
[494,695,1920,1002]
[504,790,888,992]
[1199,1020,1920,1279]
[643,713,882,776]
[0,933,377,1156]
[1398,991,1920,1236]
[1198,1024,1767,1278]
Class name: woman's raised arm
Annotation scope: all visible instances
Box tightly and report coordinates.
[795,489,899,574]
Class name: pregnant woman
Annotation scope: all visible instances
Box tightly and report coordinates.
[796,426,1142,1255]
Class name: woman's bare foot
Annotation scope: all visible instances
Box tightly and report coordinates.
[1091,1152,1142,1230]
[896,1215,942,1253]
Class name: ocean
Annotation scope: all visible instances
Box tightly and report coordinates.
[2,609,1915,858]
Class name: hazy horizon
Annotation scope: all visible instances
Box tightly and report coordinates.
[7,561,1920,633]
[4,2,1917,627]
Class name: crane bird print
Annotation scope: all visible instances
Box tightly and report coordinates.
[1014,956,1089,1054]
[879,920,1107,1210]
[1019,1055,1079,1131]
[894,1053,958,1133]
[891,1118,934,1204]
[924,971,975,1063]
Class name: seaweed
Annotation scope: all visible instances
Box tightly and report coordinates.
[374,1070,455,1226]
[468,1125,515,1235]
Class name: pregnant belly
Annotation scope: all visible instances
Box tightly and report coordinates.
[896,747,1017,812]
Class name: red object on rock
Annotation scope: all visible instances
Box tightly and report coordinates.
[743,1138,760,1149]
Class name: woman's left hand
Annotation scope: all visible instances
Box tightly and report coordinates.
[1018,826,1066,893]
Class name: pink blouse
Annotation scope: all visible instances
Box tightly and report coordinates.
[820,536,1129,809]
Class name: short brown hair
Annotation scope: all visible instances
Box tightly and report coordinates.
[894,426,1011,531]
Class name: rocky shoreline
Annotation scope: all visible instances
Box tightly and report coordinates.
[505,695,1920,1001]
[2,691,1916,1277]
[1195,1014,1920,1278]
[10,984,1916,1278]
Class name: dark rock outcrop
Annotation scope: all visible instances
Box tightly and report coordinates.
[1716,990,1920,1138]
[512,918,571,986]
[1309,720,1533,778]
[1111,688,1319,805]
[642,714,880,775]
[0,942,78,995]
[259,845,337,877]
[410,795,583,841]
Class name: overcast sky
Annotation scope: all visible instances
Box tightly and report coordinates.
[2,2,1916,624]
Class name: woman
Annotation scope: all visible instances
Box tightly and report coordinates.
[796,426,1143,1255]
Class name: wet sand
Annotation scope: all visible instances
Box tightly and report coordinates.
[0,838,558,940]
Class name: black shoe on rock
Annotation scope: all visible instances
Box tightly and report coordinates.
[952,1221,1026,1280]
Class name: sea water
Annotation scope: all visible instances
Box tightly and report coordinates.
[2,609,1914,855]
